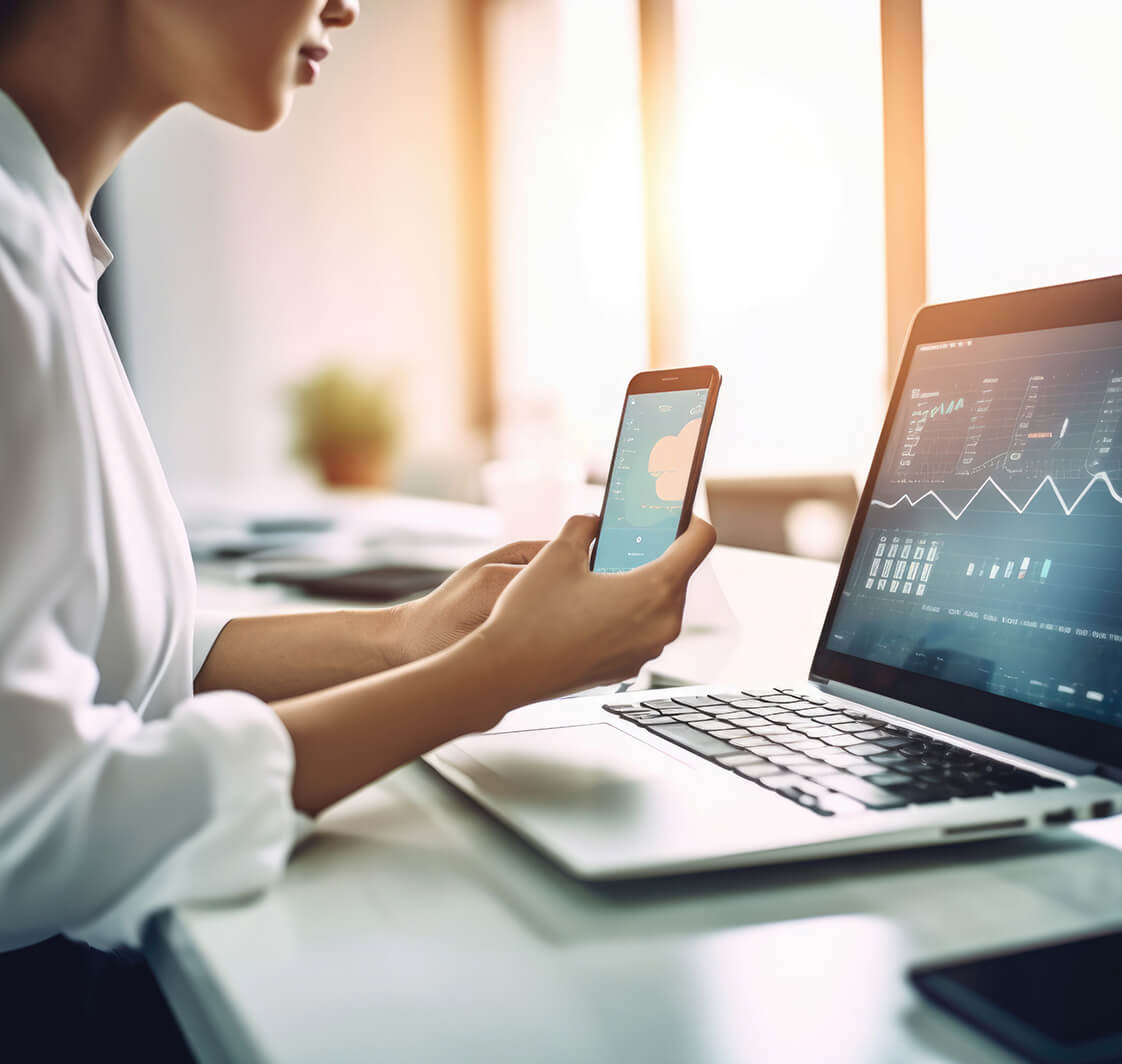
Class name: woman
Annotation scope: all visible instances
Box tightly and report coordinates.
[0,0,715,1057]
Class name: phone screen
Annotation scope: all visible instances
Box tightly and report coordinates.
[592,386,710,573]
[911,929,1122,1064]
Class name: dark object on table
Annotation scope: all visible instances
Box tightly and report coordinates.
[252,565,453,602]
[911,926,1122,1064]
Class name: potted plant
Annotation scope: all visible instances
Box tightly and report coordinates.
[289,363,401,488]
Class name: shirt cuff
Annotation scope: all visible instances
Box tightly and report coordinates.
[193,609,235,679]
[66,689,309,949]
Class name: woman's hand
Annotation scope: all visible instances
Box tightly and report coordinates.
[388,539,547,666]
[273,514,715,814]
[471,513,717,716]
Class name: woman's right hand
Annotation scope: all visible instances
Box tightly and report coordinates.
[472,513,717,715]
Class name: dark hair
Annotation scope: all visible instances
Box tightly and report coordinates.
[0,0,34,37]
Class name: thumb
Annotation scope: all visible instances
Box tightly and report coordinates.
[648,515,716,581]
[555,513,600,551]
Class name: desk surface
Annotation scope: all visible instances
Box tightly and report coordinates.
[153,544,1122,1063]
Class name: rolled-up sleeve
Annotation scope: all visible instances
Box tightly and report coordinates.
[0,239,308,952]
[193,609,235,679]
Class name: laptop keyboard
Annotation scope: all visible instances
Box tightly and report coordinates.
[603,689,1065,817]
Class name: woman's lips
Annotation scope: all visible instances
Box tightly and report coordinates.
[297,44,330,83]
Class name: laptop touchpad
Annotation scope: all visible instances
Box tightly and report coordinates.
[445,723,710,802]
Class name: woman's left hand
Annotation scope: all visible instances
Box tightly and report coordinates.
[388,539,547,666]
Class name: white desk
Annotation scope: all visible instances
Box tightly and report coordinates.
[150,545,1122,1063]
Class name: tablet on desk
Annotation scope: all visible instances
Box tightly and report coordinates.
[252,565,453,602]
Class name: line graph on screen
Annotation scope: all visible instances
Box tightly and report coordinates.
[871,470,1122,521]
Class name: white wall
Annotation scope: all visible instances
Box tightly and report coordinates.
[114,0,475,497]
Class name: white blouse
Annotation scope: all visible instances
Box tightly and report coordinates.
[0,92,307,952]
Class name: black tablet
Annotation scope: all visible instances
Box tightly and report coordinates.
[912,928,1122,1064]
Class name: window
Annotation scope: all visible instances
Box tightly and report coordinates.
[924,0,1122,303]
[486,0,648,463]
[674,0,886,478]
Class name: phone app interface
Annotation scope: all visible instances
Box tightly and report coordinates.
[594,388,709,573]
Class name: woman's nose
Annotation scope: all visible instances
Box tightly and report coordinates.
[322,0,359,30]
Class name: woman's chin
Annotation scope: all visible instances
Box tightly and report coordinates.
[200,91,293,133]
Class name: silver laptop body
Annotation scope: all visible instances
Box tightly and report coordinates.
[427,276,1122,878]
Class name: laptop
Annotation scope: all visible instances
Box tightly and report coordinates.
[426,274,1122,878]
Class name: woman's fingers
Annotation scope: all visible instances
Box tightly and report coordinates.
[475,539,548,567]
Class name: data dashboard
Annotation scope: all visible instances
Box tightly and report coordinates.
[827,320,1122,725]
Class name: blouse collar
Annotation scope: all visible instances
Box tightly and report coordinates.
[0,89,113,290]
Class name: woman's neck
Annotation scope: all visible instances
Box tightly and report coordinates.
[0,4,174,212]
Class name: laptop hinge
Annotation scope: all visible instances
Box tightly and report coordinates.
[1095,763,1122,785]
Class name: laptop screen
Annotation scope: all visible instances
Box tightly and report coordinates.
[824,317,1122,729]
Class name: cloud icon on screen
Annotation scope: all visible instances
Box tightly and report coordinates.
[648,418,701,501]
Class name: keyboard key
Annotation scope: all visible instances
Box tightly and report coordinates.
[672,713,709,722]
[765,713,809,725]
[867,771,912,787]
[640,699,681,711]
[848,763,887,778]
[715,752,765,767]
[633,715,677,725]
[742,689,783,699]
[795,707,835,718]
[789,778,831,796]
[620,709,659,719]
[874,737,913,750]
[763,730,802,744]
[713,709,759,721]
[868,752,908,765]
[709,692,752,703]
[818,774,908,809]
[736,763,785,780]
[767,752,818,767]
[816,714,854,725]
[794,762,836,777]
[730,736,778,749]
[752,724,794,736]
[952,780,1001,798]
[847,743,886,756]
[787,738,828,751]
[823,734,864,747]
[647,724,741,758]
[691,719,735,732]
[834,722,870,733]
[818,751,865,767]
[884,782,952,804]
[891,759,929,775]
[709,728,752,740]
[740,743,789,757]
[602,703,637,714]
[854,729,894,741]
[813,793,867,816]
[805,726,842,738]
[673,695,727,708]
[759,773,812,790]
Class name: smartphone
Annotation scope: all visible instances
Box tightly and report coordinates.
[590,365,721,573]
[911,928,1122,1064]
